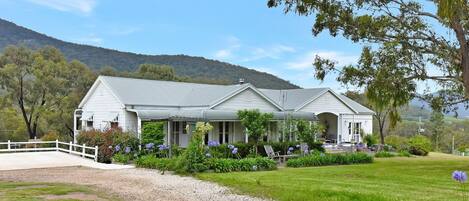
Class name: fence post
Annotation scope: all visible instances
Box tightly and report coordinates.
[55,139,59,151]
[69,141,72,154]
[82,144,86,158]
[94,146,98,162]
[7,140,10,150]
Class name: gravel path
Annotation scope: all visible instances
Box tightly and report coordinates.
[0,167,265,201]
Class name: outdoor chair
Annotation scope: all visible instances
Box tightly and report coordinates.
[264,145,283,162]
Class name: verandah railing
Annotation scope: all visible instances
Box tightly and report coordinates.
[0,140,99,162]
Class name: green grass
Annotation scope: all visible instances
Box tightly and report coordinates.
[196,153,469,201]
[0,181,115,201]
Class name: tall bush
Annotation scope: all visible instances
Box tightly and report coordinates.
[142,122,165,145]
[296,120,324,148]
[176,122,213,173]
[238,109,273,155]
[408,135,432,156]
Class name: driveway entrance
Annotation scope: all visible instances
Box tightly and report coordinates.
[0,152,133,171]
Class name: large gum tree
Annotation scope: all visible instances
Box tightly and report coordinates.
[268,0,469,115]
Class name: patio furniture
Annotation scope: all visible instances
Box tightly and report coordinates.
[264,145,299,163]
[264,145,282,162]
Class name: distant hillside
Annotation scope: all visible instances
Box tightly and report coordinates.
[410,99,469,119]
[0,19,298,89]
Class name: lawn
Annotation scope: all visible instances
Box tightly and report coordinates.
[0,181,115,201]
[196,153,469,201]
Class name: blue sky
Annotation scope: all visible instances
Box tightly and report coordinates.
[0,0,367,90]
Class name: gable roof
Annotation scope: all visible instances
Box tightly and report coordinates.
[79,76,374,114]
[260,88,374,114]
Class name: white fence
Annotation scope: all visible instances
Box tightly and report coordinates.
[0,140,99,162]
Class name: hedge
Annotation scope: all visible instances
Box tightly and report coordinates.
[206,157,277,173]
[286,152,373,167]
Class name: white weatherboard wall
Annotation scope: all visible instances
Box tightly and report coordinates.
[340,114,373,141]
[81,82,125,131]
[214,89,279,111]
[299,91,354,115]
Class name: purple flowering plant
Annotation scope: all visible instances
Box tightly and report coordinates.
[452,170,468,199]
[124,146,131,154]
[207,140,220,147]
[145,143,155,150]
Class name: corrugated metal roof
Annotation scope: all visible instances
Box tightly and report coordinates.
[101,76,243,107]
[99,76,373,114]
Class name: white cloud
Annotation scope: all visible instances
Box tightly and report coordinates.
[27,0,97,14]
[286,50,358,70]
[214,49,232,59]
[213,36,295,62]
[74,34,102,44]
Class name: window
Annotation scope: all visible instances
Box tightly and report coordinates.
[218,122,230,144]
[182,122,187,134]
[348,122,352,135]
[110,122,119,129]
[354,122,361,135]
[86,121,93,128]
[75,117,82,130]
[219,122,224,144]
[172,122,180,145]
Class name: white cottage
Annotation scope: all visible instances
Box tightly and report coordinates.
[74,76,374,147]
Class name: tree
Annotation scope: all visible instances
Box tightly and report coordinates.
[237,109,273,154]
[0,45,94,139]
[268,0,469,113]
[429,111,445,151]
[136,64,176,81]
[296,120,324,145]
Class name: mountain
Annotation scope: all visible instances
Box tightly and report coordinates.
[0,19,298,89]
[410,99,469,119]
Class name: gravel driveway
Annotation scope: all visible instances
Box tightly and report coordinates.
[0,166,265,201]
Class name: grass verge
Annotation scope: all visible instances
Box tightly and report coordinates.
[196,153,469,201]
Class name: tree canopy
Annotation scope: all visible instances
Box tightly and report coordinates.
[268,0,469,114]
[0,45,95,139]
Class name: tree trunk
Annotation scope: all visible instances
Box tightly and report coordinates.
[452,19,469,98]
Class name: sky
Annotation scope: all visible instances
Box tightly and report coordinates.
[0,0,368,91]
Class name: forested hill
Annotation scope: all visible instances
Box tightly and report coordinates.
[0,19,298,89]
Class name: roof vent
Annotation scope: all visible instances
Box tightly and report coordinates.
[238,78,245,85]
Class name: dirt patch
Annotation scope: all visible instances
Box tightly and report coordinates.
[0,167,265,201]
[41,192,107,201]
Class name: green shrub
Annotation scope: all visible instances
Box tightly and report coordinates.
[286,152,373,167]
[385,135,409,151]
[112,153,132,164]
[77,128,139,163]
[364,134,378,147]
[374,151,395,158]
[206,157,277,173]
[176,122,212,173]
[408,135,432,156]
[40,131,61,141]
[397,150,411,157]
[135,155,177,171]
[142,122,165,145]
